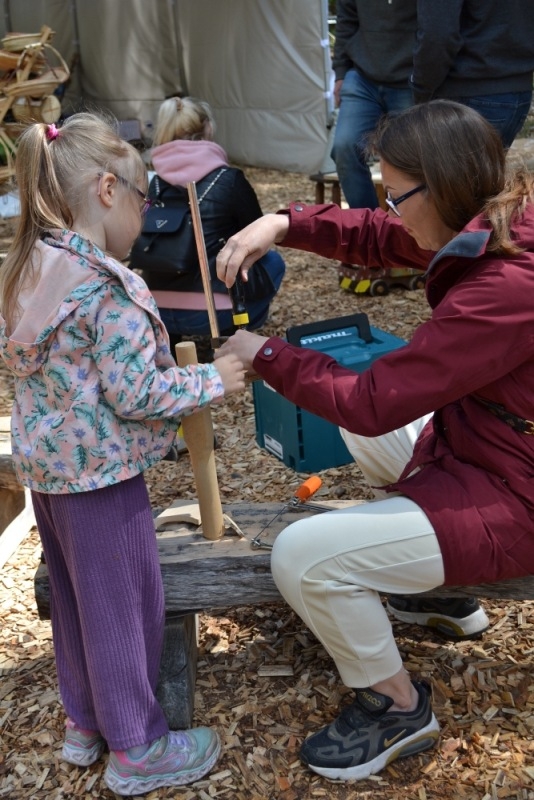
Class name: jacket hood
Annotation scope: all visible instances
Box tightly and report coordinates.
[151,139,228,186]
[0,230,160,379]
[424,202,534,308]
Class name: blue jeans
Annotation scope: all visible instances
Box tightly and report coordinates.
[159,249,286,338]
[331,68,414,209]
[452,91,532,149]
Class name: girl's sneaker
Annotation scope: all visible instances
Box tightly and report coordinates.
[104,727,221,796]
[62,718,106,766]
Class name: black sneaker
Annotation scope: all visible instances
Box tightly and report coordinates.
[386,596,490,640]
[300,680,439,781]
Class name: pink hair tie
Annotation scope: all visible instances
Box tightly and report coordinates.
[46,123,59,141]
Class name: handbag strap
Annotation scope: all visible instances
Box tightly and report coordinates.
[153,168,227,203]
[197,168,227,202]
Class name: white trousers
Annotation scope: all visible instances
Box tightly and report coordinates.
[271,415,445,688]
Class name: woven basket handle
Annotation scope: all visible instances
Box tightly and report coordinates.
[40,43,70,78]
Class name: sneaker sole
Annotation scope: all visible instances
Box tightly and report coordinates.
[103,739,221,796]
[386,603,490,640]
[306,714,440,781]
[62,741,106,767]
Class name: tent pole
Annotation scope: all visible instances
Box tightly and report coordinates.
[167,0,187,94]
[3,0,12,33]
[69,0,84,101]
[320,0,335,126]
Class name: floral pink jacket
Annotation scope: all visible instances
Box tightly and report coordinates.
[0,230,224,493]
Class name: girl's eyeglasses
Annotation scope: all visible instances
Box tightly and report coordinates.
[97,171,153,215]
[385,184,426,217]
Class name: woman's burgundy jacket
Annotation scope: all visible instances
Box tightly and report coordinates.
[252,202,534,585]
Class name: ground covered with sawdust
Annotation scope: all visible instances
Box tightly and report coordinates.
[0,168,533,800]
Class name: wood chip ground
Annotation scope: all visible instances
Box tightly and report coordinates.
[0,169,533,800]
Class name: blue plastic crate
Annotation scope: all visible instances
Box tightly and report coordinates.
[252,314,406,472]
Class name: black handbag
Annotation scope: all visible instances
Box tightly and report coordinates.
[128,168,226,279]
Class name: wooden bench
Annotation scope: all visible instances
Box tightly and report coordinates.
[309,171,341,205]
[309,166,387,210]
[34,499,534,729]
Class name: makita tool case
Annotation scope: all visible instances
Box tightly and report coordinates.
[252,313,406,472]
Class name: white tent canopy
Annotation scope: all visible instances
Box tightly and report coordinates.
[0,0,333,173]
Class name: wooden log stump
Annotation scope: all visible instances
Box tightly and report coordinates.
[156,612,198,729]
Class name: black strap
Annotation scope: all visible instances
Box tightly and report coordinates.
[474,396,534,435]
[152,168,227,203]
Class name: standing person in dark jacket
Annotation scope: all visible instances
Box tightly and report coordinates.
[141,97,285,338]
[331,0,417,209]
[214,100,534,782]
[412,0,534,148]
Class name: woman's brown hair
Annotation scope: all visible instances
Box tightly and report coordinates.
[371,99,534,254]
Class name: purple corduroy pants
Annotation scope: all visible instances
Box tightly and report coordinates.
[31,473,169,750]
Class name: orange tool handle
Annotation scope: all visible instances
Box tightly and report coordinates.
[293,475,322,503]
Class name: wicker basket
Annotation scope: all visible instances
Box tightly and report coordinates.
[0,49,20,71]
[0,48,46,74]
[3,121,27,139]
[1,32,49,52]
[4,45,69,98]
[5,69,68,97]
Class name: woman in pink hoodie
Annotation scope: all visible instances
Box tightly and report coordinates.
[137,96,285,341]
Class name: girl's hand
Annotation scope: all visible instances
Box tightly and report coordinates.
[215,330,269,374]
[214,353,246,395]
[216,214,289,287]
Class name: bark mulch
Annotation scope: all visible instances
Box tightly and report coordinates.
[0,169,533,800]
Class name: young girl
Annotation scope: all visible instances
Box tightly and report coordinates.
[0,114,245,796]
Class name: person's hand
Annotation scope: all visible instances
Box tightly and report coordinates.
[214,353,246,396]
[215,330,269,374]
[216,214,289,288]
[334,79,343,108]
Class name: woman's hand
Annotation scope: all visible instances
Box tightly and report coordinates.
[214,353,246,395]
[215,330,269,374]
[216,213,289,288]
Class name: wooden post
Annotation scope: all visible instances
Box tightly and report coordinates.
[175,341,225,540]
